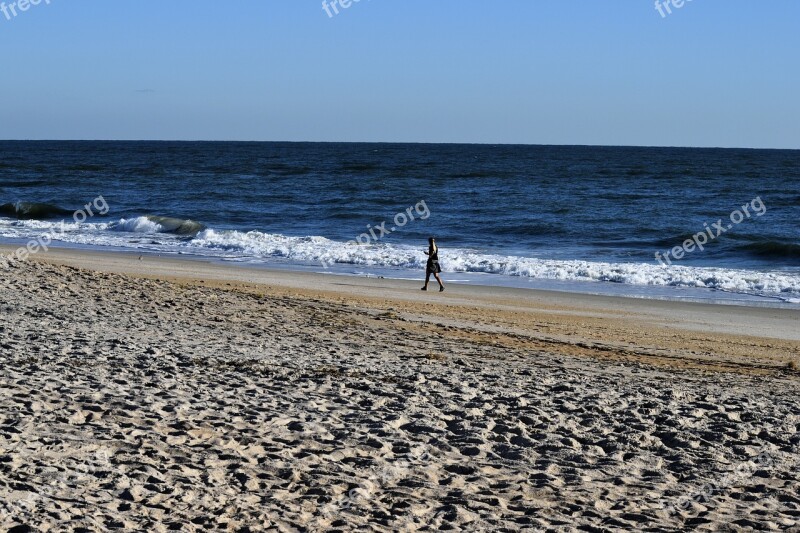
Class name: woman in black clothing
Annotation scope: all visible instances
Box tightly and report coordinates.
[421,237,445,292]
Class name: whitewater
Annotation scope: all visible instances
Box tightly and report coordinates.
[2,215,799,304]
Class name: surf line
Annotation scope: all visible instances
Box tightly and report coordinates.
[654,196,766,266]
[318,200,430,270]
[0,195,109,270]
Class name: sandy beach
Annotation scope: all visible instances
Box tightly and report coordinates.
[2,247,799,531]
[5,0,800,530]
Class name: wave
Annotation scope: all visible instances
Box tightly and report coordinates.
[0,202,72,220]
[738,241,800,259]
[496,223,569,238]
[2,217,798,300]
[625,167,649,177]
[338,162,381,172]
[108,217,164,234]
[191,229,800,297]
[193,229,424,267]
[648,230,695,247]
[0,180,53,188]
[108,216,206,236]
[268,164,313,176]
[145,216,206,236]
[66,164,106,172]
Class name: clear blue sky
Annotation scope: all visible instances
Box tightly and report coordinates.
[1,0,798,148]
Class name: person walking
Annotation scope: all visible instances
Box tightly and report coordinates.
[421,237,445,292]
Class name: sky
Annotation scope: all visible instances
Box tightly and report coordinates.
[0,0,798,148]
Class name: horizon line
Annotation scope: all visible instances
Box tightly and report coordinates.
[1,139,798,151]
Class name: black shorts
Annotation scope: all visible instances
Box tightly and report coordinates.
[427,261,441,274]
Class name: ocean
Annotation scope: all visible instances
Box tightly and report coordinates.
[1,141,798,305]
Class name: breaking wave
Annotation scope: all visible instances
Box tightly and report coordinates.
[0,202,72,220]
[192,229,800,298]
[108,216,206,236]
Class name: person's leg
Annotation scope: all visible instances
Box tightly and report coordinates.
[422,270,431,290]
[433,272,444,290]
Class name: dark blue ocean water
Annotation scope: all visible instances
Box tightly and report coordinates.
[1,141,798,302]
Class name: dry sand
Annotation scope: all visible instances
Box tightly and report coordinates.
[1,247,799,531]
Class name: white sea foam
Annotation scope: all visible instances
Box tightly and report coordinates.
[108,217,165,234]
[193,229,428,269]
[2,219,799,300]
[192,229,800,298]
[0,217,171,248]
[0,218,111,236]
